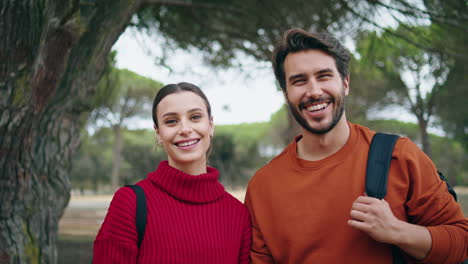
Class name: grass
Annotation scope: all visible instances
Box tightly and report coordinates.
[458,192,468,217]
[57,193,468,264]
[58,235,94,264]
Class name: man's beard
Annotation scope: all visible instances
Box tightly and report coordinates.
[286,93,345,135]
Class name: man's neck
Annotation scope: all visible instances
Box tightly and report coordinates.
[296,117,350,161]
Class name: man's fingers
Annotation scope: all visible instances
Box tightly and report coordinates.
[348,219,370,231]
[350,209,368,222]
[354,196,381,204]
[351,202,370,213]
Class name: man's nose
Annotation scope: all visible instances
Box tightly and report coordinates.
[305,81,323,98]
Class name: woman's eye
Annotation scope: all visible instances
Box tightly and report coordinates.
[191,115,202,120]
[165,119,177,125]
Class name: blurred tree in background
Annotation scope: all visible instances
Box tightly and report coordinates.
[89,67,162,190]
[426,0,468,153]
[355,25,448,157]
[70,128,167,193]
[1,0,467,262]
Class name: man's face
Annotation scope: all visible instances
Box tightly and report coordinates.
[283,49,349,135]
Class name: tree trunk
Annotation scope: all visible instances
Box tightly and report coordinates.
[111,125,122,191]
[0,0,142,262]
[417,117,432,158]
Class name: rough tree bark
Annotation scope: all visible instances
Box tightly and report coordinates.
[0,0,144,262]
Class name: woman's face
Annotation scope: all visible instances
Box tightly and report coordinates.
[155,91,214,174]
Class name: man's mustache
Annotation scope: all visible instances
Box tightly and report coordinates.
[298,96,334,110]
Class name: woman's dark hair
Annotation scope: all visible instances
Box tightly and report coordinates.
[152,82,212,128]
[272,28,351,91]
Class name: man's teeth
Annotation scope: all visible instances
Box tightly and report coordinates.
[307,103,327,112]
[177,140,198,147]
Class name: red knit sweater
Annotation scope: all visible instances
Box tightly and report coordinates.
[93,161,251,264]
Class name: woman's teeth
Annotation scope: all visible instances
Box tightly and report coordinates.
[177,140,198,147]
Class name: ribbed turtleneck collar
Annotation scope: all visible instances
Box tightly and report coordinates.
[148,161,225,203]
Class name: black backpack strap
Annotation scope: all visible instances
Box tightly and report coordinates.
[366,133,405,264]
[366,133,399,199]
[437,171,458,202]
[125,185,147,248]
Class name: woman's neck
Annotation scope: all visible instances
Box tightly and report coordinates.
[167,158,207,175]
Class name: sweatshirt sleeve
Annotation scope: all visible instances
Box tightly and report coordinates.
[397,139,468,264]
[93,187,139,264]
[239,206,252,264]
[244,186,275,264]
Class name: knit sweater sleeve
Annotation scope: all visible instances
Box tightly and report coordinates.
[396,138,468,264]
[244,186,274,264]
[239,205,252,264]
[93,187,139,264]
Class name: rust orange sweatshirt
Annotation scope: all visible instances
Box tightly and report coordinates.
[245,123,467,264]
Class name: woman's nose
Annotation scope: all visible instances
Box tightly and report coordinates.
[179,120,193,134]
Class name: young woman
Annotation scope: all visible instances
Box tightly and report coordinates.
[93,82,251,263]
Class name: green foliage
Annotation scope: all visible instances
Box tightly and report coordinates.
[134,0,368,66]
[365,119,420,139]
[430,135,468,186]
[121,129,166,185]
[212,122,271,186]
[263,105,293,147]
[356,26,446,108]
[91,67,163,126]
[68,0,468,191]
[355,25,452,155]
[346,55,399,123]
[365,119,468,186]
[70,128,165,191]
[429,0,468,152]
[70,129,112,192]
[71,117,468,191]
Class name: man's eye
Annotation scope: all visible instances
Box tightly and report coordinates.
[292,79,305,85]
[318,74,332,79]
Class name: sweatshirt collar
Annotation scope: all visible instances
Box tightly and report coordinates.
[288,122,359,170]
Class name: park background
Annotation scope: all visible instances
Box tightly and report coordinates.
[1,0,467,263]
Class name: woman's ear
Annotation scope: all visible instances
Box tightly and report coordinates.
[154,124,162,143]
[154,124,160,135]
[209,116,214,137]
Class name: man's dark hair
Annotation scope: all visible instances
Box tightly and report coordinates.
[272,29,351,91]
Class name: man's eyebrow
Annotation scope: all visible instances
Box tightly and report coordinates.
[287,73,307,83]
[315,68,334,75]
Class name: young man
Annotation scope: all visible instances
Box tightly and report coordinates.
[244,29,467,264]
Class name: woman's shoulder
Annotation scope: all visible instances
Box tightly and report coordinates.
[221,191,249,214]
[109,179,153,210]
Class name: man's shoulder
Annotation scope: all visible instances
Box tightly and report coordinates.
[250,144,293,182]
[350,122,419,155]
